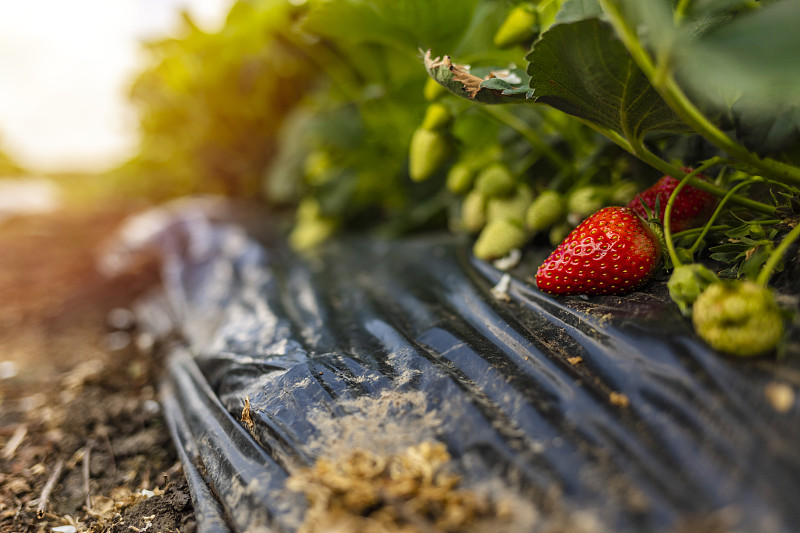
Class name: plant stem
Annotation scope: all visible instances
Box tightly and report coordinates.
[664,160,721,267]
[673,0,693,24]
[599,0,800,185]
[673,224,731,239]
[689,179,758,254]
[577,118,776,215]
[756,223,800,287]
[480,105,571,171]
[673,220,782,241]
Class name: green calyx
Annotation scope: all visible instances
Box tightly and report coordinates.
[667,263,719,316]
[692,281,784,357]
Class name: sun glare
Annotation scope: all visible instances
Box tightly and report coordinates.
[0,0,231,174]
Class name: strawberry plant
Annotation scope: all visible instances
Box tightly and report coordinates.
[419,0,800,357]
[121,0,800,357]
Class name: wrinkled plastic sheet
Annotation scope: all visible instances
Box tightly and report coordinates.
[104,199,800,533]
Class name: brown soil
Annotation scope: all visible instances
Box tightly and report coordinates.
[0,205,196,532]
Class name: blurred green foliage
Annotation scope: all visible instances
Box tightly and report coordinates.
[111,0,541,240]
[109,1,312,199]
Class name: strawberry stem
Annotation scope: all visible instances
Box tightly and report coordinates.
[479,106,572,171]
[688,178,762,255]
[674,220,783,242]
[756,222,800,287]
[663,158,724,268]
[576,119,777,216]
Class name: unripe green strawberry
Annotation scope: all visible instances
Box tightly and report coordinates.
[548,222,572,247]
[667,263,719,316]
[424,76,447,101]
[475,162,516,197]
[290,199,337,250]
[461,190,488,234]
[420,103,452,131]
[526,190,564,232]
[473,219,528,260]
[567,186,609,218]
[487,184,535,224]
[303,150,335,186]
[610,181,639,206]
[493,4,537,49]
[289,217,337,250]
[446,161,477,195]
[409,128,450,182]
[692,281,784,357]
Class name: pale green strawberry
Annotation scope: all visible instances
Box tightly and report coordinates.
[446,161,477,195]
[290,199,337,250]
[487,184,535,224]
[610,181,639,206]
[493,4,537,49]
[409,128,450,182]
[567,185,609,218]
[525,190,564,232]
[421,103,452,131]
[424,76,447,101]
[667,264,719,316]
[475,162,516,198]
[548,221,572,247]
[461,190,488,234]
[692,281,784,357]
[473,219,528,260]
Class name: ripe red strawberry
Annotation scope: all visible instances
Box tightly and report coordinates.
[628,169,718,232]
[535,207,661,296]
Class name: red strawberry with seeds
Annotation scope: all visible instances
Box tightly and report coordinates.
[628,169,718,232]
[535,206,662,296]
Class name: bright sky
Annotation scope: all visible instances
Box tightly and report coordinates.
[0,0,232,174]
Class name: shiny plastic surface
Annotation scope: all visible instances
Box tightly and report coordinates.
[113,201,800,533]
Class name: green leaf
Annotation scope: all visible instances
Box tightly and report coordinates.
[710,243,745,253]
[724,224,753,239]
[423,51,533,104]
[302,0,481,53]
[553,0,603,24]
[525,18,691,143]
[480,75,535,99]
[739,244,773,280]
[674,2,800,158]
